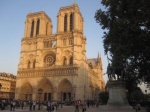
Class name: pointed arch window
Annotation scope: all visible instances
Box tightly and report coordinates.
[64,14,67,32]
[27,61,31,68]
[46,22,48,35]
[63,38,66,46]
[69,56,73,65]
[33,60,36,68]
[30,20,34,37]
[70,13,74,31]
[36,19,40,36]
[69,38,73,45]
[63,57,67,65]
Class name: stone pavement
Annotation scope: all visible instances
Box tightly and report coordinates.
[1,105,147,112]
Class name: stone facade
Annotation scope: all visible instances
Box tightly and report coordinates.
[15,3,105,101]
[0,73,16,99]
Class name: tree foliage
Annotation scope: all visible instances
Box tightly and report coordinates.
[95,0,150,84]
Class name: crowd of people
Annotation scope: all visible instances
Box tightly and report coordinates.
[0,99,101,112]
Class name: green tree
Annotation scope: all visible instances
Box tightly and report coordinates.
[95,0,150,84]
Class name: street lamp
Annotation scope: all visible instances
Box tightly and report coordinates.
[38,88,43,110]
[61,92,63,108]
[145,90,147,106]
[0,83,2,98]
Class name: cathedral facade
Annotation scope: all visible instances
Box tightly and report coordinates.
[15,3,105,101]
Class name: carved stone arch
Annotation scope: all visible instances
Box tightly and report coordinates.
[25,54,35,68]
[36,77,54,101]
[58,78,72,92]
[58,78,72,101]
[42,51,55,58]
[19,81,33,100]
[62,50,72,59]
[37,77,53,92]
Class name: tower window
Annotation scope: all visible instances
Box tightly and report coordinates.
[69,56,73,65]
[36,19,40,36]
[27,61,30,68]
[70,13,74,31]
[33,60,36,68]
[46,22,48,35]
[64,14,67,32]
[69,38,73,45]
[63,39,66,46]
[44,40,53,48]
[63,57,67,65]
[30,20,34,37]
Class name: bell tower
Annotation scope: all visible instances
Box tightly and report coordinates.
[57,3,84,33]
[56,3,86,66]
[24,11,53,38]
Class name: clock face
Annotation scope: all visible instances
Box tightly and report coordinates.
[45,54,56,66]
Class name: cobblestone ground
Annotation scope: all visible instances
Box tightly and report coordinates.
[1,105,147,112]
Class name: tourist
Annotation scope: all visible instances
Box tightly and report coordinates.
[12,100,16,111]
[81,101,86,112]
[47,101,51,112]
[75,101,80,112]
[29,100,33,111]
[10,100,13,111]
[33,101,36,110]
[21,101,24,109]
[135,102,141,112]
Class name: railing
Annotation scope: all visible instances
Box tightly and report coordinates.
[17,65,79,78]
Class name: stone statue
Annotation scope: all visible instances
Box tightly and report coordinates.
[106,63,112,80]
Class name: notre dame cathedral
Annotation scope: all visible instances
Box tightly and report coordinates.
[15,3,105,101]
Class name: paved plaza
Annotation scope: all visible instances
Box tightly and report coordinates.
[1,105,147,112]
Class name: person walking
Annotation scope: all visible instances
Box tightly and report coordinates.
[21,101,24,109]
[135,102,141,112]
[10,100,13,111]
[12,100,16,111]
[29,100,33,111]
[33,101,36,111]
[75,101,80,112]
[81,101,86,112]
[47,101,51,112]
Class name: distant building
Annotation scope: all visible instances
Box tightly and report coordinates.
[15,3,105,101]
[0,73,16,99]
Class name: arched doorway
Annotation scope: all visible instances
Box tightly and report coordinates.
[37,78,53,101]
[19,82,33,100]
[58,79,72,101]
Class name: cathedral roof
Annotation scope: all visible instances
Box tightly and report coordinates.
[87,58,98,66]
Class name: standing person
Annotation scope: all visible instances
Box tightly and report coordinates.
[135,102,141,112]
[33,101,36,111]
[47,101,51,112]
[29,100,33,111]
[82,101,86,112]
[87,100,90,108]
[10,100,13,111]
[75,101,80,112]
[12,100,16,111]
[21,101,24,109]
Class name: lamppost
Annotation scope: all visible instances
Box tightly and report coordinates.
[61,92,63,108]
[145,90,147,106]
[0,83,2,99]
[38,88,43,110]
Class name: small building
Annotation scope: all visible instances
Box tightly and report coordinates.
[0,73,16,99]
